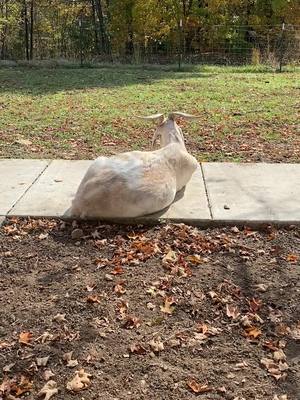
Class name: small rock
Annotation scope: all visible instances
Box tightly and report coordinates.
[224,205,230,210]
[71,229,84,240]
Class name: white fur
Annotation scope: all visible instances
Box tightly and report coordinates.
[70,113,199,218]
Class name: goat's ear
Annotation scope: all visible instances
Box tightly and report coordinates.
[137,113,164,125]
[169,112,200,120]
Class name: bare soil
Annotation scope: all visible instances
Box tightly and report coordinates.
[0,218,299,400]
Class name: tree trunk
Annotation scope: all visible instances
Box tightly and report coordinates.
[29,0,34,59]
[91,0,100,54]
[94,0,108,54]
[23,0,29,60]
[0,0,8,59]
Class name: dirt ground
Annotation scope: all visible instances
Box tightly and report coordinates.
[0,218,299,400]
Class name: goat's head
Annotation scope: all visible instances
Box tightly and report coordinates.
[138,112,199,149]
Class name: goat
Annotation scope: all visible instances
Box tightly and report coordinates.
[70,112,199,219]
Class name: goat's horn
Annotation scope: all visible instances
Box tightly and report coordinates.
[169,112,200,120]
[137,113,164,123]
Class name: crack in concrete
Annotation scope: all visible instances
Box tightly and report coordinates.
[7,160,52,216]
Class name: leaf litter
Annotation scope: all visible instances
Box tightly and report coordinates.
[0,219,299,399]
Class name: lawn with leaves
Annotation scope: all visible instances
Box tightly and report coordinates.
[0,218,299,399]
[0,65,299,162]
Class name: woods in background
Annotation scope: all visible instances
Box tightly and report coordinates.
[0,0,299,65]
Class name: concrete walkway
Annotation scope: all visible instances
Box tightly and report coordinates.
[1,159,300,227]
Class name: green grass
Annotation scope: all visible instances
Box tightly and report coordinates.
[0,65,299,162]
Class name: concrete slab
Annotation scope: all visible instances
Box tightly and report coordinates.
[0,159,49,215]
[9,160,92,217]
[9,161,211,224]
[202,163,300,224]
[163,167,211,223]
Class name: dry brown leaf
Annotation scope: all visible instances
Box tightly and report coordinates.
[66,369,92,392]
[162,250,177,263]
[148,337,164,353]
[160,297,176,314]
[62,351,78,367]
[248,298,262,313]
[52,313,66,323]
[19,332,33,345]
[86,295,101,304]
[290,322,300,340]
[43,370,55,381]
[11,375,33,397]
[122,315,141,330]
[263,340,279,351]
[273,349,286,362]
[112,266,124,275]
[226,304,240,320]
[187,378,212,394]
[186,254,203,265]
[38,380,58,400]
[286,254,298,263]
[114,282,126,295]
[0,341,11,349]
[244,326,262,339]
[260,358,288,380]
[117,300,128,319]
[129,343,147,355]
[197,323,208,335]
[37,356,50,367]
[86,284,96,292]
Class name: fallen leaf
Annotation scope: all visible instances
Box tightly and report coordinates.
[186,254,203,265]
[114,282,126,295]
[261,358,288,380]
[19,332,33,345]
[146,302,156,310]
[11,375,33,397]
[226,304,240,320]
[187,378,212,394]
[86,295,101,304]
[244,326,262,339]
[43,370,55,381]
[52,313,66,323]
[148,337,164,353]
[286,254,298,263]
[112,266,124,275]
[37,356,50,367]
[86,284,96,292]
[248,298,262,313]
[63,351,78,367]
[160,296,176,314]
[162,250,177,263]
[66,369,92,392]
[0,341,11,349]
[255,283,268,292]
[38,380,58,400]
[67,359,79,368]
[122,315,141,329]
[290,324,300,340]
[39,233,49,240]
[273,349,286,362]
[129,343,147,355]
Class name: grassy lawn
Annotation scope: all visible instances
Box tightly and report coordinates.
[0,65,299,162]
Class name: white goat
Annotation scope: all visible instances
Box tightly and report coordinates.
[70,112,199,219]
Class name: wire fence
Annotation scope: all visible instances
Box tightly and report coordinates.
[3,20,300,69]
[71,23,300,69]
